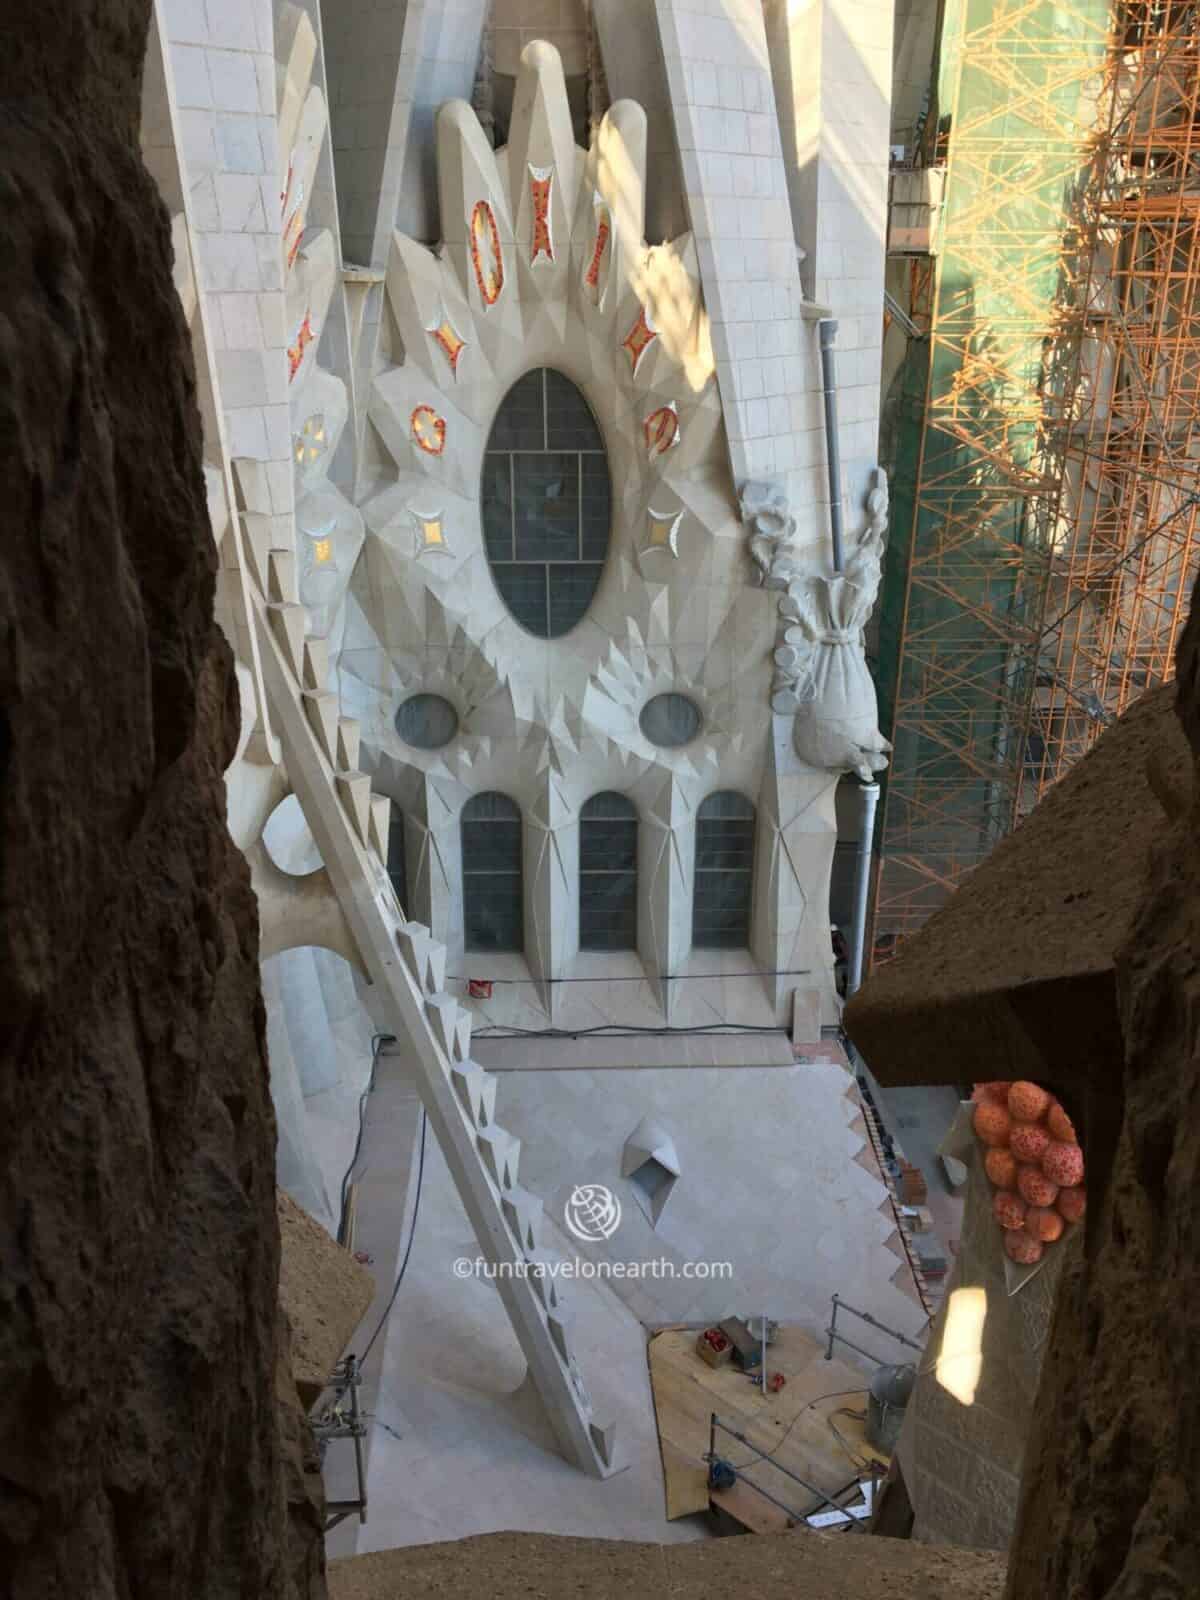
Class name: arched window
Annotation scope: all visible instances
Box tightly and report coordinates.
[693,792,756,949]
[462,793,524,953]
[579,793,638,951]
[481,367,611,638]
[386,805,408,917]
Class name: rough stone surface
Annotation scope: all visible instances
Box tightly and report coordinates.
[845,683,1189,1096]
[0,8,321,1596]
[1004,605,1200,1597]
[278,1190,375,1409]
[896,1143,1073,1554]
[329,1527,1006,1599]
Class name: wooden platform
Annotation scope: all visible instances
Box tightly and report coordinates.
[647,1325,890,1524]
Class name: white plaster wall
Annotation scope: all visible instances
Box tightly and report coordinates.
[264,946,378,1232]
[762,0,894,520]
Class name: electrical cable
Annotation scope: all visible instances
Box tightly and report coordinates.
[359,1108,428,1366]
[725,1386,868,1472]
[336,1032,393,1246]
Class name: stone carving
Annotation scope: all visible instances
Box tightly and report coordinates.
[754,471,892,781]
[742,478,802,589]
[295,362,364,645]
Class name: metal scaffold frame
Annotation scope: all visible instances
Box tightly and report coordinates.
[871,0,1200,964]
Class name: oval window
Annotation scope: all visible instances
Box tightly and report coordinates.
[481,368,611,638]
[640,693,702,748]
[396,693,459,749]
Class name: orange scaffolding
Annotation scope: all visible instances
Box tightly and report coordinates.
[871,0,1200,964]
[1021,2,1200,801]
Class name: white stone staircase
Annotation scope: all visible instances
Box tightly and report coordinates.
[246,541,615,1479]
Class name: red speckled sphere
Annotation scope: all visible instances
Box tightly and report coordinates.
[1025,1206,1065,1243]
[974,1100,1012,1148]
[1046,1102,1077,1143]
[1010,1123,1051,1164]
[984,1148,1018,1190]
[1005,1229,1044,1265]
[1056,1185,1087,1223]
[973,1081,1010,1106]
[1008,1081,1051,1123]
[1042,1140,1085,1188]
[1017,1164,1059,1208]
[993,1190,1028,1230]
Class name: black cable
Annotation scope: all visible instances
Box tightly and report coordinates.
[726,1386,868,1472]
[359,1108,428,1365]
[336,1032,393,1246]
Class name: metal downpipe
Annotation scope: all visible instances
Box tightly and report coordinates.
[846,780,880,997]
[819,317,845,574]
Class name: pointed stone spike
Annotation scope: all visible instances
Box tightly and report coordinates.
[241,511,273,592]
[424,938,447,994]
[268,603,307,677]
[395,921,435,988]
[336,772,372,842]
[477,1127,519,1189]
[451,1006,472,1062]
[336,717,361,772]
[546,1310,572,1364]
[502,1185,543,1251]
[589,1421,616,1469]
[425,993,463,1056]
[368,793,391,859]
[525,1249,560,1308]
[303,690,339,762]
[450,1062,497,1128]
[302,635,329,691]
[267,547,297,603]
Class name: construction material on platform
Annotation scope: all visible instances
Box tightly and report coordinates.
[897,1160,927,1206]
[648,1325,888,1521]
[866,1365,915,1454]
[696,1328,732,1369]
[719,1317,763,1372]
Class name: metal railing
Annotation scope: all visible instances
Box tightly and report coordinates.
[824,1294,925,1369]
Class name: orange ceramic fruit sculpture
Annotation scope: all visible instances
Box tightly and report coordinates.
[984,1148,1018,1190]
[1008,1081,1052,1122]
[993,1191,1028,1230]
[1042,1140,1085,1188]
[1017,1164,1059,1208]
[972,1082,1085,1268]
[1010,1123,1050,1163]
[973,1082,1010,1106]
[1005,1230,1044,1265]
[1025,1206,1065,1243]
[1046,1102,1077,1143]
[974,1100,1011,1147]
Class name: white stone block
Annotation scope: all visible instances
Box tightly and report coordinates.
[203,0,259,52]
[170,42,212,109]
[162,0,208,46]
[215,171,267,233]
[206,47,259,113]
[215,112,264,176]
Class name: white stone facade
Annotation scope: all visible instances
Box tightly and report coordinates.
[137,0,898,1509]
